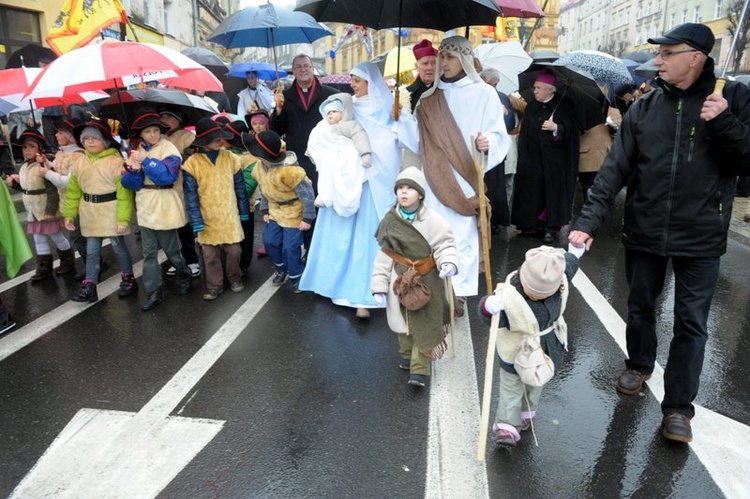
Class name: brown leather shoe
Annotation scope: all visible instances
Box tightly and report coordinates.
[616,368,652,395]
[662,413,692,443]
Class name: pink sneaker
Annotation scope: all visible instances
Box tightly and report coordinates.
[492,423,520,447]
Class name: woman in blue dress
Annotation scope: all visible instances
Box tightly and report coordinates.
[300,62,419,318]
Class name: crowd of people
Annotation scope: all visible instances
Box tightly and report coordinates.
[2,23,750,451]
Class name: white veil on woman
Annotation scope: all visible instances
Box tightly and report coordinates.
[350,61,419,219]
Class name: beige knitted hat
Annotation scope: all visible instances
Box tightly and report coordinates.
[394,166,426,198]
[519,246,565,299]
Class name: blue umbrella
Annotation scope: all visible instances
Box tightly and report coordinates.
[228,62,288,81]
[208,3,332,49]
[208,3,332,82]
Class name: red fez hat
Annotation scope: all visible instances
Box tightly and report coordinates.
[413,39,438,60]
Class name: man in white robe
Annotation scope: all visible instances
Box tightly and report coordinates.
[415,36,510,298]
[236,71,276,115]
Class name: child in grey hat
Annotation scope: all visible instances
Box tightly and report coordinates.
[479,244,584,447]
[371,166,458,388]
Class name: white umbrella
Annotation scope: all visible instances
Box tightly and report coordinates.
[474,41,533,95]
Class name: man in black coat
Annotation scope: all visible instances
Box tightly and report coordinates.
[406,39,437,112]
[270,54,337,195]
[569,23,750,443]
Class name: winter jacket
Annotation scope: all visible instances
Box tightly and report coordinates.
[181,150,249,245]
[64,149,133,237]
[121,138,187,230]
[573,59,750,257]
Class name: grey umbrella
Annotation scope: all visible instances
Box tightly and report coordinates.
[181,47,228,69]
[528,49,559,62]
[557,50,634,102]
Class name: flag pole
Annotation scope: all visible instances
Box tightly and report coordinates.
[714,0,750,95]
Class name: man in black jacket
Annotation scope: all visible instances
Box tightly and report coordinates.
[569,23,750,444]
[406,39,437,112]
[270,54,337,195]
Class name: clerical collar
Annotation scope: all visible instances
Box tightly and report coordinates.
[541,94,555,104]
[441,71,466,83]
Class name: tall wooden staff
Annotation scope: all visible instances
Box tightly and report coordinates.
[471,137,492,295]
[472,137,495,460]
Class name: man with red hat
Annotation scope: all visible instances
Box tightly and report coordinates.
[406,39,438,112]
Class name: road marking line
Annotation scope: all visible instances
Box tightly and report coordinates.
[0,240,111,293]
[572,270,750,497]
[10,275,280,498]
[426,314,490,498]
[0,256,151,362]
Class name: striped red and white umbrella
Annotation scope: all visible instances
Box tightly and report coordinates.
[0,67,106,115]
[23,40,223,104]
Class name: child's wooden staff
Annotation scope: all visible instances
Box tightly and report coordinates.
[477,288,500,461]
[446,276,457,357]
[714,0,750,96]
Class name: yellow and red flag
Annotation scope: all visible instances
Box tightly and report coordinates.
[46,0,128,56]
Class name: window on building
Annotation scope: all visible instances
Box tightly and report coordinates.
[0,6,41,69]
[670,13,676,29]
[682,9,688,23]
[694,6,701,23]
[715,0,723,18]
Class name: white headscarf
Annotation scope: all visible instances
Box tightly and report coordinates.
[350,61,395,125]
[421,36,481,101]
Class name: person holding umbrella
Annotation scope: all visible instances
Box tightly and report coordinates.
[236,70,276,115]
[270,54,338,196]
[569,23,750,443]
[511,70,580,244]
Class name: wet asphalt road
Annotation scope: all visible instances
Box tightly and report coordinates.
[1,192,749,498]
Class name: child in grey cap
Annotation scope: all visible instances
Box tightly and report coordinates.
[479,244,584,447]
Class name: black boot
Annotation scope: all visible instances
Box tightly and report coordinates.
[30,255,54,282]
[141,288,165,311]
[177,272,192,295]
[55,248,76,276]
[118,273,138,298]
[72,281,98,303]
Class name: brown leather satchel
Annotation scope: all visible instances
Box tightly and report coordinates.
[381,248,435,311]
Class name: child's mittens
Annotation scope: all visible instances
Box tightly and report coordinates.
[361,152,372,168]
[374,293,386,306]
[567,242,586,259]
[439,263,457,279]
[483,295,505,315]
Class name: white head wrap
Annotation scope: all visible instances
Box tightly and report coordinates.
[420,36,481,101]
[350,61,395,122]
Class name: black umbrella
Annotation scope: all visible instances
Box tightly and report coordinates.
[297,0,501,118]
[5,44,56,69]
[518,62,608,130]
[98,88,218,129]
[296,0,500,30]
